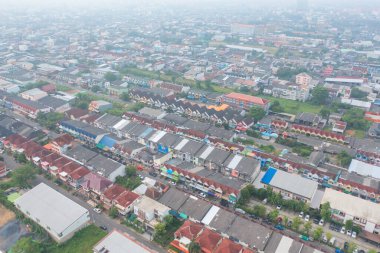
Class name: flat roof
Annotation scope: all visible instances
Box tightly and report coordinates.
[349,159,380,180]
[207,208,237,234]
[178,196,212,221]
[93,230,154,253]
[262,168,318,200]
[15,183,89,235]
[322,188,380,224]
[158,188,189,210]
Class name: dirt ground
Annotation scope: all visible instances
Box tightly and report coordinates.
[0,204,15,228]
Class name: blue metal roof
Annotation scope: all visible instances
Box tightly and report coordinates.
[261,167,277,184]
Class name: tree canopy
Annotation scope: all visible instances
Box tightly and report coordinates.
[11,237,42,253]
[249,107,266,121]
[311,86,329,105]
[104,72,118,82]
[12,164,37,189]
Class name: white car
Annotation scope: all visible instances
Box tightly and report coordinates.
[352,231,357,238]
[93,208,102,214]
[340,227,346,234]
[304,214,310,221]
[200,192,207,198]
[346,230,352,236]
[276,205,282,210]
[299,212,304,218]
[170,181,176,186]
[319,219,324,226]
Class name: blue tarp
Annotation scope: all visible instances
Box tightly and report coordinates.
[98,135,117,149]
[261,167,277,184]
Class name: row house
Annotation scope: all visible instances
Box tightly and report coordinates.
[3,134,30,152]
[59,120,108,145]
[291,124,347,143]
[271,119,288,129]
[4,96,50,119]
[161,164,240,204]
[50,134,74,154]
[81,172,113,198]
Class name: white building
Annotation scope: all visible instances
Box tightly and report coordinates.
[93,230,154,253]
[322,188,380,234]
[14,183,90,243]
[20,88,48,101]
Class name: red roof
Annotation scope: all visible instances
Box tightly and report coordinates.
[224,93,269,105]
[103,184,127,201]
[41,84,56,93]
[70,167,90,180]
[174,220,203,240]
[214,238,243,253]
[195,228,222,253]
[65,108,88,119]
[52,134,74,147]
[114,191,139,208]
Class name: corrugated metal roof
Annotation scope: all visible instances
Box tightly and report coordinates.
[261,167,277,184]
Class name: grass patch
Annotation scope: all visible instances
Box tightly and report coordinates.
[49,224,107,253]
[259,95,322,114]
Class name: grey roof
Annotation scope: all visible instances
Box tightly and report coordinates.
[163,113,188,125]
[223,154,260,176]
[208,208,237,234]
[15,183,89,236]
[62,120,107,137]
[227,216,272,250]
[119,140,145,152]
[38,96,68,109]
[198,146,231,165]
[177,139,205,155]
[138,107,166,119]
[264,233,303,253]
[93,230,151,253]
[65,144,98,163]
[206,126,234,140]
[158,188,189,210]
[95,113,123,127]
[178,196,212,221]
[268,169,318,200]
[156,132,181,147]
[196,170,245,191]
[128,124,150,137]
[183,120,211,132]
[86,154,124,177]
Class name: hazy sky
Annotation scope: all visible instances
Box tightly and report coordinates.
[0,0,379,10]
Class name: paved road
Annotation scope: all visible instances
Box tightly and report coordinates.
[31,175,166,253]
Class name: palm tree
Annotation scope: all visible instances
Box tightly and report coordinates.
[188,241,201,253]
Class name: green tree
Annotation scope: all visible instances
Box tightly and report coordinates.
[196,80,201,89]
[337,151,353,167]
[313,227,323,241]
[268,210,279,222]
[188,241,201,253]
[320,202,332,222]
[108,206,119,218]
[104,72,118,82]
[368,249,377,253]
[303,221,312,235]
[163,215,174,225]
[120,92,130,101]
[292,217,303,232]
[270,101,284,113]
[11,237,42,253]
[12,165,37,188]
[345,220,354,231]
[125,165,137,177]
[91,85,102,93]
[253,205,267,218]
[319,107,330,119]
[14,153,27,164]
[347,242,357,253]
[311,86,329,105]
[350,88,368,100]
[342,108,370,131]
[249,107,266,121]
[36,112,64,130]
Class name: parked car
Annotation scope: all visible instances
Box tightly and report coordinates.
[199,192,207,198]
[352,231,357,238]
[346,230,352,236]
[287,220,293,227]
[304,214,310,221]
[276,205,281,210]
[299,212,304,218]
[235,208,246,215]
[313,218,319,224]
[220,199,229,208]
[329,237,336,246]
[319,219,324,226]
[149,172,158,177]
[138,174,145,180]
[93,208,102,214]
[322,235,328,243]
[170,181,176,186]
[100,225,108,231]
[340,227,346,234]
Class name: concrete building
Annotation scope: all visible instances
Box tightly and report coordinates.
[322,188,380,234]
[296,73,312,87]
[20,88,48,101]
[14,183,90,243]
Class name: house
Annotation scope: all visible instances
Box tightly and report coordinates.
[222,154,261,182]
[322,188,380,234]
[64,144,98,164]
[178,196,213,222]
[50,134,74,154]
[59,120,108,144]
[64,108,89,120]
[86,154,125,182]
[348,159,380,180]
[14,183,90,243]
[102,184,127,209]
[89,100,113,113]
[138,107,167,119]
[260,167,319,204]
[332,121,347,134]
[93,230,155,253]
[6,96,50,118]
[81,172,113,197]
[68,167,91,188]
[222,92,270,111]
[113,190,140,215]
[173,139,205,164]
[133,195,170,233]
[20,88,48,101]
